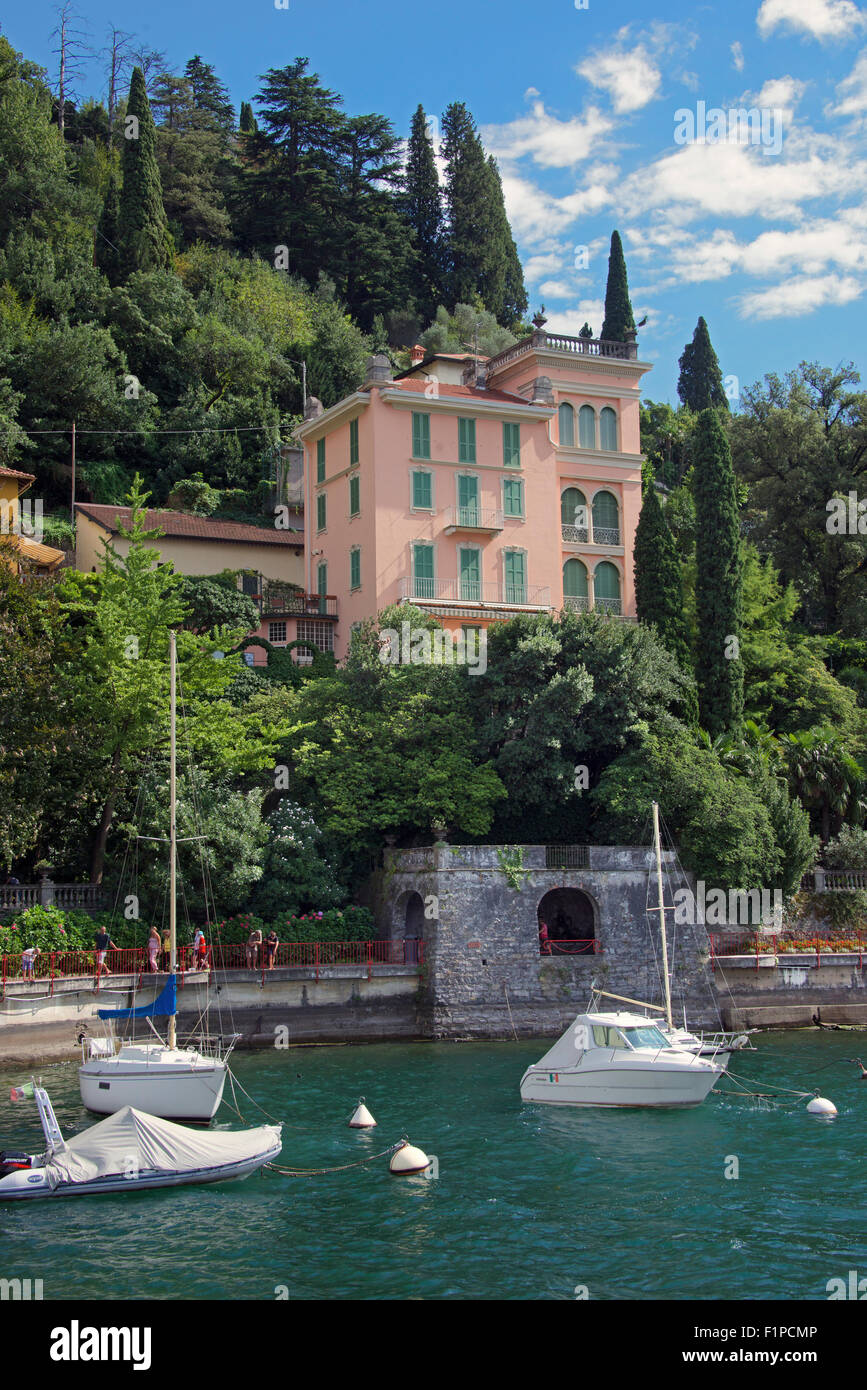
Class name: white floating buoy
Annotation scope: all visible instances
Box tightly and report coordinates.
[349,1097,377,1129]
[389,1141,430,1175]
[806,1095,838,1117]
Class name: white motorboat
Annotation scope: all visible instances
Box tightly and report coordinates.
[520,1007,724,1108]
[0,1086,281,1201]
[659,1022,754,1064]
[79,631,234,1122]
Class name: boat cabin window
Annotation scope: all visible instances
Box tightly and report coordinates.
[591,1026,628,1049]
[621,1026,670,1049]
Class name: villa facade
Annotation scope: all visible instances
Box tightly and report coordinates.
[296,319,651,661]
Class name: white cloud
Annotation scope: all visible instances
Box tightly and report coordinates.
[539,279,582,298]
[576,44,662,113]
[482,101,614,169]
[731,41,745,70]
[757,0,866,41]
[543,301,605,335]
[832,48,867,112]
[753,75,807,109]
[737,273,863,317]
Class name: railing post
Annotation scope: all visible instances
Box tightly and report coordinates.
[816,935,821,970]
[315,940,320,983]
[367,940,372,981]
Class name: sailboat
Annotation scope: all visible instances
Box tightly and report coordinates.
[647,802,754,1064]
[79,631,235,1122]
[0,1085,280,1201]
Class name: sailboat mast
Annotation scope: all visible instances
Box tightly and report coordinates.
[652,800,673,1030]
[168,629,177,1050]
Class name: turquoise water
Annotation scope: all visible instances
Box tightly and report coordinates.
[0,1032,864,1301]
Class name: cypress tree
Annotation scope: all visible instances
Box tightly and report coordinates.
[441,102,494,308]
[95,175,123,284]
[677,316,728,412]
[693,407,743,736]
[239,100,256,133]
[117,66,174,277]
[482,154,527,326]
[599,230,635,343]
[633,484,690,667]
[403,105,444,323]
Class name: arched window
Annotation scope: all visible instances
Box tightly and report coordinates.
[579,405,596,448]
[563,558,589,612]
[600,406,618,451]
[558,402,575,447]
[560,486,588,539]
[592,490,620,544]
[594,561,621,614]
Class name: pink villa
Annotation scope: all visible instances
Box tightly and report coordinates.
[296,315,651,661]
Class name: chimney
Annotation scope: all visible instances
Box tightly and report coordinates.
[410,344,426,366]
[530,375,554,405]
[304,395,324,420]
[364,352,392,387]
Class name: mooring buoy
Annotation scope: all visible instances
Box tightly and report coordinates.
[806,1095,838,1117]
[389,1141,430,1175]
[348,1098,377,1128]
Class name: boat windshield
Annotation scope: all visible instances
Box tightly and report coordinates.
[620,1025,670,1049]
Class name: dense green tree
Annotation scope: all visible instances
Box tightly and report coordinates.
[677,316,728,412]
[178,575,259,634]
[183,56,235,137]
[238,100,256,134]
[782,727,866,842]
[95,173,122,282]
[117,66,174,277]
[633,483,691,666]
[640,400,697,489]
[402,105,444,323]
[420,301,515,359]
[480,154,527,326]
[599,230,635,343]
[150,74,232,246]
[693,407,743,736]
[730,362,867,636]
[251,799,345,919]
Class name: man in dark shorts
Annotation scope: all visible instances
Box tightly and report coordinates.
[265,929,279,970]
[94,927,117,975]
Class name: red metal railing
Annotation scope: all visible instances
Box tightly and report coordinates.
[539,938,599,957]
[1,940,423,996]
[709,932,865,971]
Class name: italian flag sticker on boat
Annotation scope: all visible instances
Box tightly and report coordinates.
[549,1073,558,1083]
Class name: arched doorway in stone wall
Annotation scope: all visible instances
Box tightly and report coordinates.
[537,888,596,955]
[393,889,425,963]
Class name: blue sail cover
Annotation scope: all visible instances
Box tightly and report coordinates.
[98,974,177,1020]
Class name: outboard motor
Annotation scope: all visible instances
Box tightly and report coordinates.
[0,1150,33,1179]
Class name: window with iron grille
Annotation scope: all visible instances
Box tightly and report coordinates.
[545,845,590,869]
[269,621,287,644]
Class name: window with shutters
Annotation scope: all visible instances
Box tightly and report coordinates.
[563,558,589,611]
[558,402,575,447]
[503,477,524,517]
[349,418,359,465]
[413,542,435,599]
[349,474,360,517]
[350,547,361,590]
[594,560,621,613]
[412,412,430,460]
[457,473,479,526]
[316,493,326,531]
[504,550,527,604]
[459,547,481,601]
[592,490,620,544]
[503,421,520,467]
[458,417,476,464]
[561,487,588,540]
[600,407,618,451]
[316,438,326,483]
[317,562,327,597]
[412,469,433,510]
[579,405,596,449]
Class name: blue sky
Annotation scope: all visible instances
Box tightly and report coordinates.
[7,0,867,403]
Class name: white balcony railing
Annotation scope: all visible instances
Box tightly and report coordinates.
[443,506,504,533]
[399,577,550,608]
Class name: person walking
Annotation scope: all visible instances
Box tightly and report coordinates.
[246,925,262,971]
[94,926,117,976]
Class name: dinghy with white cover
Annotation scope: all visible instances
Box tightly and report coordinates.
[0,1086,281,1200]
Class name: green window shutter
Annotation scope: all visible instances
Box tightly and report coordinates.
[600,408,618,451]
[350,548,361,589]
[317,562,327,596]
[504,551,526,603]
[592,490,619,535]
[563,558,588,599]
[316,493,326,530]
[350,418,359,466]
[412,470,432,509]
[316,438,326,483]
[558,403,575,447]
[412,413,430,459]
[594,561,621,609]
[503,478,523,517]
[349,475,360,516]
[413,542,434,599]
[503,421,520,468]
[457,474,478,524]
[458,418,476,463]
[579,406,596,449]
[459,548,480,601]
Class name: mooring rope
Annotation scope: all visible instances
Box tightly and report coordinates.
[265,1140,405,1178]
[503,982,519,1041]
